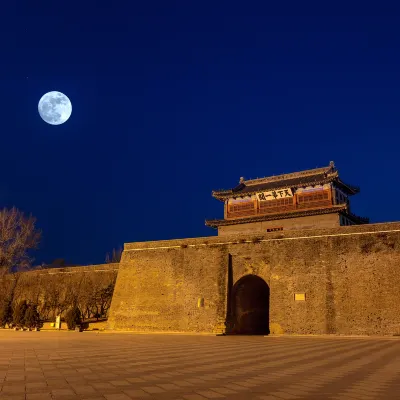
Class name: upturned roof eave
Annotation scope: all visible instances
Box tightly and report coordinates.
[212,177,360,200]
[212,177,332,200]
[335,179,360,195]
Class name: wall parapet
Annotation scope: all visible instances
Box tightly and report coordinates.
[25,263,119,276]
[124,221,400,251]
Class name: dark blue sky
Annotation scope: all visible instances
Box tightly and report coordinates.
[2,2,400,265]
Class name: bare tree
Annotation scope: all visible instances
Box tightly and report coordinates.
[0,208,41,277]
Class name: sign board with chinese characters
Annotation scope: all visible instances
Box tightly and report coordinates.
[256,188,293,201]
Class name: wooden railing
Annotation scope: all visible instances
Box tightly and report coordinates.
[227,200,333,219]
[296,199,331,209]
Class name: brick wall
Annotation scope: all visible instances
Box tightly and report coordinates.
[218,213,340,236]
[108,222,400,336]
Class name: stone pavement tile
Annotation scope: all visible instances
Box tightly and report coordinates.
[141,386,166,394]
[122,389,152,398]
[71,385,98,395]
[51,388,76,396]
[151,395,188,400]
[81,398,107,400]
[195,390,226,398]
[25,367,41,372]
[186,379,208,384]
[26,394,53,400]
[77,368,93,374]
[65,376,87,384]
[280,388,310,395]
[233,381,259,388]
[141,374,160,381]
[104,394,132,400]
[92,382,119,390]
[182,395,209,400]
[4,376,25,382]
[0,385,25,394]
[272,392,301,399]
[25,374,45,381]
[95,388,124,395]
[46,378,71,385]
[198,375,218,382]
[209,387,237,395]
[45,371,64,378]
[172,381,195,387]
[157,383,183,390]
[153,373,171,378]
[229,394,255,400]
[109,380,131,387]
[222,384,248,392]
[84,375,102,381]
[62,371,81,377]
[99,373,119,379]
[26,382,49,393]
[0,395,26,400]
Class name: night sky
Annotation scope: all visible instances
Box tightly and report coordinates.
[2,3,400,265]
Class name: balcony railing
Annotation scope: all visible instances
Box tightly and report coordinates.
[227,199,333,219]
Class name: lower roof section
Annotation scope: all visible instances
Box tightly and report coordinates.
[205,205,369,228]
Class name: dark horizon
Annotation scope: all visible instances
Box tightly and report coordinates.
[3,2,400,266]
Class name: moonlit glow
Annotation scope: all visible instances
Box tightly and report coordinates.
[38,91,72,125]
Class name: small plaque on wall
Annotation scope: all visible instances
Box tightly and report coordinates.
[295,293,306,301]
[197,298,204,308]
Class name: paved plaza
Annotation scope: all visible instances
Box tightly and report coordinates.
[0,331,399,400]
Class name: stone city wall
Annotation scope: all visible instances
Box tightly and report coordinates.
[108,222,400,336]
[0,263,119,322]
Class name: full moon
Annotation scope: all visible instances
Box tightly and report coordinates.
[38,91,72,125]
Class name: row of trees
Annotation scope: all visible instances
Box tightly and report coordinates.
[0,300,40,329]
[0,299,85,331]
[0,206,120,329]
[0,269,117,328]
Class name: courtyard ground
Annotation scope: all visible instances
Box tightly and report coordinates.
[0,331,399,400]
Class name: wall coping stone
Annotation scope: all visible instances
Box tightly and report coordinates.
[124,221,400,251]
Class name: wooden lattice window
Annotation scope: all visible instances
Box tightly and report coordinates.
[229,201,254,212]
[297,191,329,203]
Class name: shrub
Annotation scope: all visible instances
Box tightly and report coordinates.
[13,300,28,328]
[0,300,13,328]
[65,306,81,330]
[24,304,40,329]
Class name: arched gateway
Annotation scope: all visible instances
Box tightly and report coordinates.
[231,275,270,335]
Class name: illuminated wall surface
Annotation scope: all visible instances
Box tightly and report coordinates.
[108,222,400,336]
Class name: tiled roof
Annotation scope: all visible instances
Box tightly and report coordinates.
[212,162,359,200]
[205,205,369,228]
